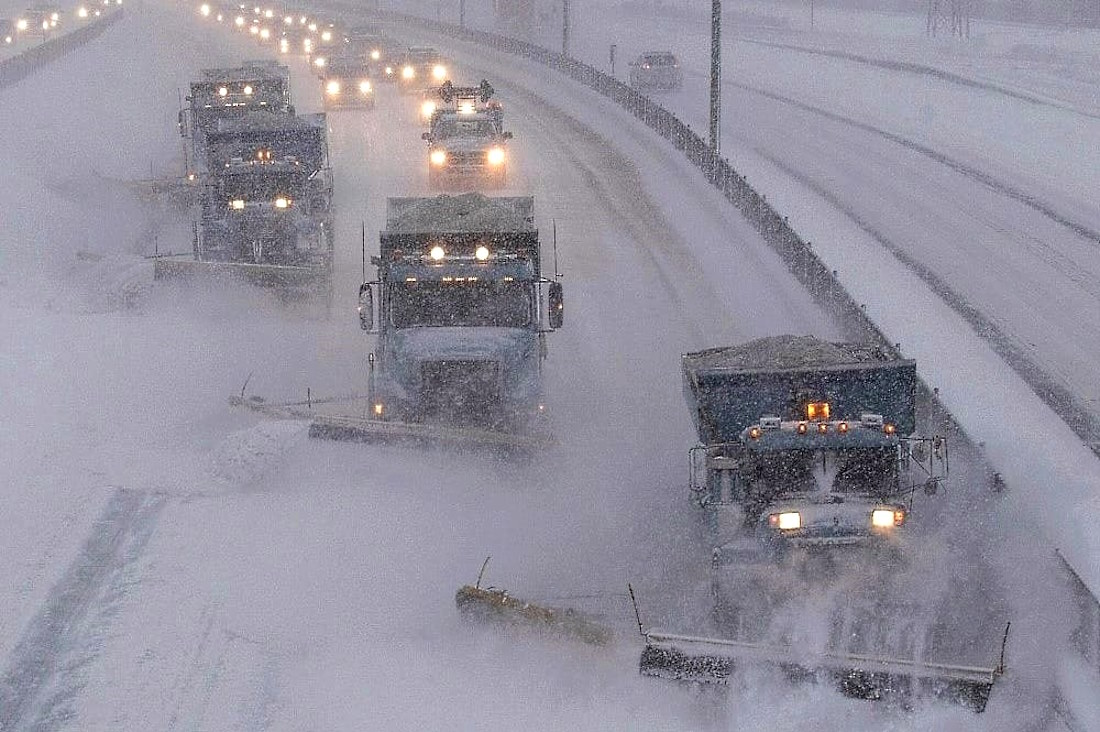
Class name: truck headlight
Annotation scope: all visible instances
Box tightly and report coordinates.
[320,29,331,41]
[385,66,393,76]
[429,245,445,260]
[769,512,801,530]
[326,79,340,95]
[314,56,326,68]
[243,85,253,95]
[402,65,414,79]
[487,147,505,165]
[370,49,380,60]
[432,64,447,80]
[279,38,288,53]
[230,199,246,209]
[475,246,490,260]
[359,80,372,94]
[430,150,447,166]
[871,508,905,528]
[420,100,436,119]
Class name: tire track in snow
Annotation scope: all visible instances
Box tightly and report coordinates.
[714,74,1100,248]
[758,150,1100,448]
[738,38,1100,122]
[0,488,166,731]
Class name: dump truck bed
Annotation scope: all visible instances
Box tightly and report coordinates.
[683,335,916,444]
[385,194,534,234]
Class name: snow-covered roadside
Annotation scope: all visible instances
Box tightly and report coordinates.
[0,0,332,702]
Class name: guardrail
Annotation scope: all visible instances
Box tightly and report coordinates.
[0,8,124,90]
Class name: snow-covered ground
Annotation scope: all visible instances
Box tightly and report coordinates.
[0,0,1093,728]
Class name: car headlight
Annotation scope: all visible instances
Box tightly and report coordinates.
[430,150,447,166]
[326,80,340,95]
[420,100,436,119]
[243,85,253,95]
[274,197,290,208]
[487,147,505,165]
[359,80,372,94]
[770,511,801,530]
[279,38,288,52]
[320,30,331,41]
[384,66,393,75]
[871,508,904,528]
[230,199,246,210]
[370,49,380,60]
[314,56,326,68]
[402,65,414,79]
[432,64,447,80]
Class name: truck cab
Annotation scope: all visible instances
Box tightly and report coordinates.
[180,62,293,180]
[172,112,333,294]
[683,336,944,557]
[422,81,511,189]
[357,195,563,432]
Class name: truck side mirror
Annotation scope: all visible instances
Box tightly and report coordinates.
[358,283,375,332]
[502,131,513,140]
[548,281,564,329]
[421,131,431,141]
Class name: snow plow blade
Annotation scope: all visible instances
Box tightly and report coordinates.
[227,395,552,452]
[153,257,329,291]
[307,414,553,452]
[456,585,613,646]
[639,631,999,712]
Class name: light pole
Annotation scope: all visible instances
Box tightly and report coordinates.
[562,0,571,56]
[709,0,721,151]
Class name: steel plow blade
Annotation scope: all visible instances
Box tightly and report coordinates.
[152,258,330,291]
[227,395,553,453]
[307,414,555,452]
[639,631,999,712]
[455,585,613,646]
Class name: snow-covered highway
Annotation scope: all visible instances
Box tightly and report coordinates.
[0,0,1095,729]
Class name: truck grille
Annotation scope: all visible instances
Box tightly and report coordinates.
[447,151,485,167]
[419,359,501,425]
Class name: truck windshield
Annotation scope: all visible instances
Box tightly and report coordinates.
[391,279,531,328]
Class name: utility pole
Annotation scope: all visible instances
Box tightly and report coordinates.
[459,0,465,28]
[709,0,721,151]
[562,0,571,56]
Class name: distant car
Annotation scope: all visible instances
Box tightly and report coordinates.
[629,51,683,91]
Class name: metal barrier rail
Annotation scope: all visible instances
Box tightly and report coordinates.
[0,8,125,90]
